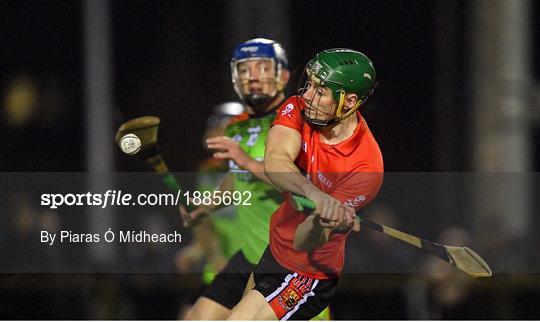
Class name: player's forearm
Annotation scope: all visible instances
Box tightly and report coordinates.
[264,157,320,198]
[293,214,331,252]
[240,159,273,185]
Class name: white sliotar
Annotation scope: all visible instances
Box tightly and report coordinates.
[120,133,142,155]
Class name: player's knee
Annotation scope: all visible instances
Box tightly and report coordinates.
[183,304,205,320]
[227,291,277,320]
[184,297,230,320]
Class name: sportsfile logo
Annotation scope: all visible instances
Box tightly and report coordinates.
[40,190,183,209]
[41,189,253,209]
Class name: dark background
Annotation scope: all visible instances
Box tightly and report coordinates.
[0,0,478,172]
[1,0,539,319]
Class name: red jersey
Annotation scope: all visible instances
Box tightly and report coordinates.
[269,96,384,279]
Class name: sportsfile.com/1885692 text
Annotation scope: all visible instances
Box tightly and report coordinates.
[40,190,252,209]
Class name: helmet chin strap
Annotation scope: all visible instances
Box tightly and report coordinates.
[336,90,362,120]
[302,104,364,131]
[244,94,274,114]
[301,111,339,131]
[302,94,360,131]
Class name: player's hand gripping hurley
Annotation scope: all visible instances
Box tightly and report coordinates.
[291,195,492,278]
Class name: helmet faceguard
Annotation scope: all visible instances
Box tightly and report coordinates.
[298,48,376,129]
[231,38,289,114]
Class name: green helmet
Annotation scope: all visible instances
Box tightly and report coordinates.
[302,48,376,125]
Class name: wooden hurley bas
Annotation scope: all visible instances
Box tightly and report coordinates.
[291,195,492,278]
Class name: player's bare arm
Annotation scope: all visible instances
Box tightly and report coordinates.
[206,135,272,184]
[293,213,330,251]
[265,124,351,228]
[264,124,320,195]
[294,203,357,251]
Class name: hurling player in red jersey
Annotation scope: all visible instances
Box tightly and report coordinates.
[227,48,383,320]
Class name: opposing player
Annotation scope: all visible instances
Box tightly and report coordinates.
[228,48,384,320]
[180,38,290,320]
[176,102,244,317]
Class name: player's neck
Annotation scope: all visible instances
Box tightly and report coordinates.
[319,113,359,145]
